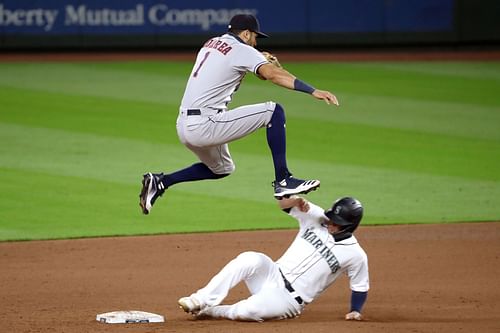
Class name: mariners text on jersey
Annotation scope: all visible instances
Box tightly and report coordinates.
[203,38,232,55]
[301,228,340,273]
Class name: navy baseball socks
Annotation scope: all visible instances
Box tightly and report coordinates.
[267,104,320,199]
[267,104,288,181]
[139,163,229,214]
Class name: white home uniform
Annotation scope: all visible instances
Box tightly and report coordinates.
[177,33,275,174]
[190,202,370,321]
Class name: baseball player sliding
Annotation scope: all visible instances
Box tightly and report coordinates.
[178,195,369,322]
[140,14,339,215]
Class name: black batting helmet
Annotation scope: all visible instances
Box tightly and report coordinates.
[324,197,364,235]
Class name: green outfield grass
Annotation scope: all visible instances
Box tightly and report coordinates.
[0,60,499,241]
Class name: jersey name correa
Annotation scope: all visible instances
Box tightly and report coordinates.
[203,38,233,55]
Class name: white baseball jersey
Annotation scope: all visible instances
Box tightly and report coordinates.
[276,202,370,303]
[189,201,369,321]
[181,33,268,110]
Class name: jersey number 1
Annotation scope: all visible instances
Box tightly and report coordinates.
[193,52,211,78]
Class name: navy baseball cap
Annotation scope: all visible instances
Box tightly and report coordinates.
[228,14,269,38]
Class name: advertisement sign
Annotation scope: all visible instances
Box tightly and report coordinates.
[0,0,453,35]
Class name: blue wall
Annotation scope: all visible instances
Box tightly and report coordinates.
[0,0,496,49]
[0,0,453,34]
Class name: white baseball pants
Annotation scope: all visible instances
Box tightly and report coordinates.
[191,251,303,322]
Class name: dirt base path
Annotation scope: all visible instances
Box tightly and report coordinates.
[1,222,499,333]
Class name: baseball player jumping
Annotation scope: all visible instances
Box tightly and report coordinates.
[177,195,369,321]
[140,14,339,215]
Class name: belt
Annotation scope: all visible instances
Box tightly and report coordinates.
[280,270,303,305]
[187,109,201,116]
[186,109,223,116]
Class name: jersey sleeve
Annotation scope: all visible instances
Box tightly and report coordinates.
[346,250,370,292]
[289,202,327,229]
[231,45,268,75]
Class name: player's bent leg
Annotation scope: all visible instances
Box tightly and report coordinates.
[191,252,275,309]
[161,162,229,188]
[186,143,235,175]
[266,103,288,182]
[139,162,230,215]
[265,104,321,199]
[203,299,265,321]
[187,102,275,146]
[237,252,278,295]
[198,288,302,321]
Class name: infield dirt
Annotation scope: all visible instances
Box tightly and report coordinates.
[1,222,499,333]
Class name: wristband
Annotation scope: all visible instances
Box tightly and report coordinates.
[293,79,315,94]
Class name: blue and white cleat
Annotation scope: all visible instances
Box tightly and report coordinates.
[273,176,320,199]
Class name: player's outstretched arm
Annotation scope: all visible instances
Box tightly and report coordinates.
[257,64,339,106]
[278,195,310,212]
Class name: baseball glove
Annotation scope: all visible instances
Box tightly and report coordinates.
[262,51,282,68]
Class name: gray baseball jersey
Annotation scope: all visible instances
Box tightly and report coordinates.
[181,33,268,110]
[189,201,370,321]
[176,33,275,174]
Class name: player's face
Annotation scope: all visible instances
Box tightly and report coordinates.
[240,30,258,47]
[248,31,258,47]
[327,223,341,234]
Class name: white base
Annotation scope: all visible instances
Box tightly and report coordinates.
[96,310,164,324]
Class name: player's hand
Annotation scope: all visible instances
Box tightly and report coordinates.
[345,311,362,321]
[278,196,309,212]
[296,197,310,212]
[312,89,339,106]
